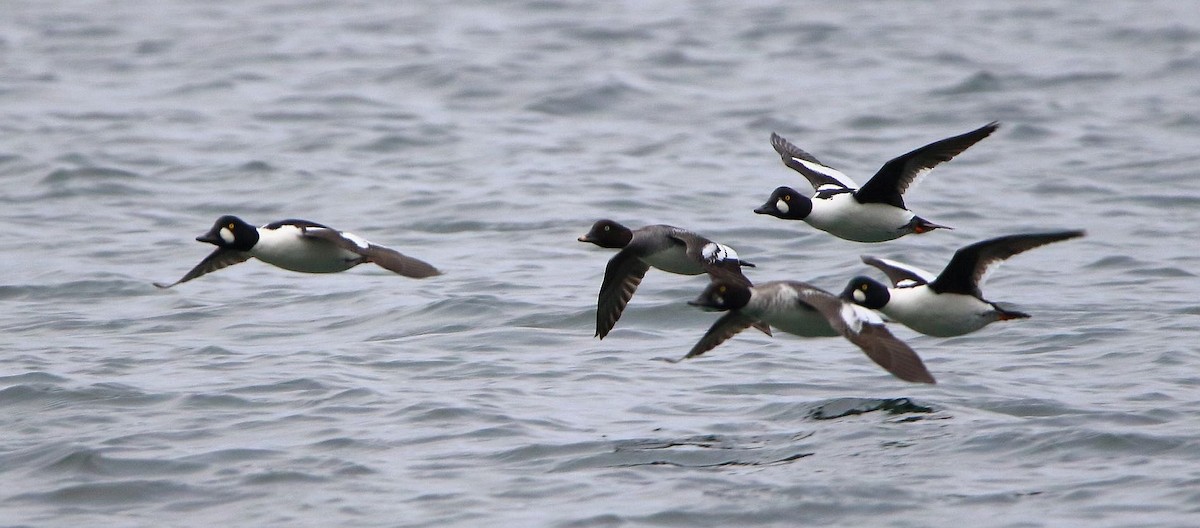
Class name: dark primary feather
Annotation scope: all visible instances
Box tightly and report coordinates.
[790,286,935,384]
[840,323,936,384]
[770,132,851,191]
[154,248,251,288]
[677,311,760,361]
[854,122,1000,208]
[365,245,442,278]
[931,230,1086,296]
[594,251,651,339]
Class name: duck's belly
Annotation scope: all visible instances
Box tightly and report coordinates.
[642,247,705,275]
[807,197,913,243]
[760,308,840,338]
[883,288,995,337]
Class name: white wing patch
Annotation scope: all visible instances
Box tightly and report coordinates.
[906,167,934,192]
[872,257,937,285]
[701,242,739,263]
[340,231,372,250]
[795,158,857,189]
[976,259,1010,288]
[840,303,883,335]
[269,224,306,237]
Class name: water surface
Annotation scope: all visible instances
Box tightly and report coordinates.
[1,1,1199,527]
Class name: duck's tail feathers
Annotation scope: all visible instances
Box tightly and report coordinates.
[996,307,1031,321]
[909,216,952,234]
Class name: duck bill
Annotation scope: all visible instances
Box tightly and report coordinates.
[687,298,721,312]
[196,231,222,245]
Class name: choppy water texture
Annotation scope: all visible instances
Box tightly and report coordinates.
[2,1,1199,526]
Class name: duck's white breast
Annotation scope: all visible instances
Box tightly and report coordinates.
[251,226,361,273]
[883,286,996,337]
[807,196,914,243]
[642,246,705,275]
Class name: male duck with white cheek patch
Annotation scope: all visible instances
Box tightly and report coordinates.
[755,122,999,243]
[842,230,1085,337]
[155,215,441,288]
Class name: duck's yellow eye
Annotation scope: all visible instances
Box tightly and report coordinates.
[860,284,868,291]
[604,225,610,231]
[783,195,791,201]
[718,286,727,293]
[228,223,235,230]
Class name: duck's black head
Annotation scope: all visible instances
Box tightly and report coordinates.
[578,219,633,249]
[754,187,812,220]
[197,215,258,251]
[841,276,890,309]
[688,280,751,312]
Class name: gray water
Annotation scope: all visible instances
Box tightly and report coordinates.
[2,1,1199,526]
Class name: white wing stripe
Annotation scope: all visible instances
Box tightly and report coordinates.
[341,231,371,250]
[841,303,885,335]
[701,242,738,263]
[839,304,864,334]
[873,257,938,284]
[907,167,934,190]
[795,158,857,188]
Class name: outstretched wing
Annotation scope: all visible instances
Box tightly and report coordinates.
[792,285,936,384]
[298,227,441,278]
[594,250,651,339]
[931,230,1085,296]
[855,122,999,208]
[154,248,251,288]
[675,311,761,362]
[770,132,857,191]
[861,255,937,287]
[364,245,442,278]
